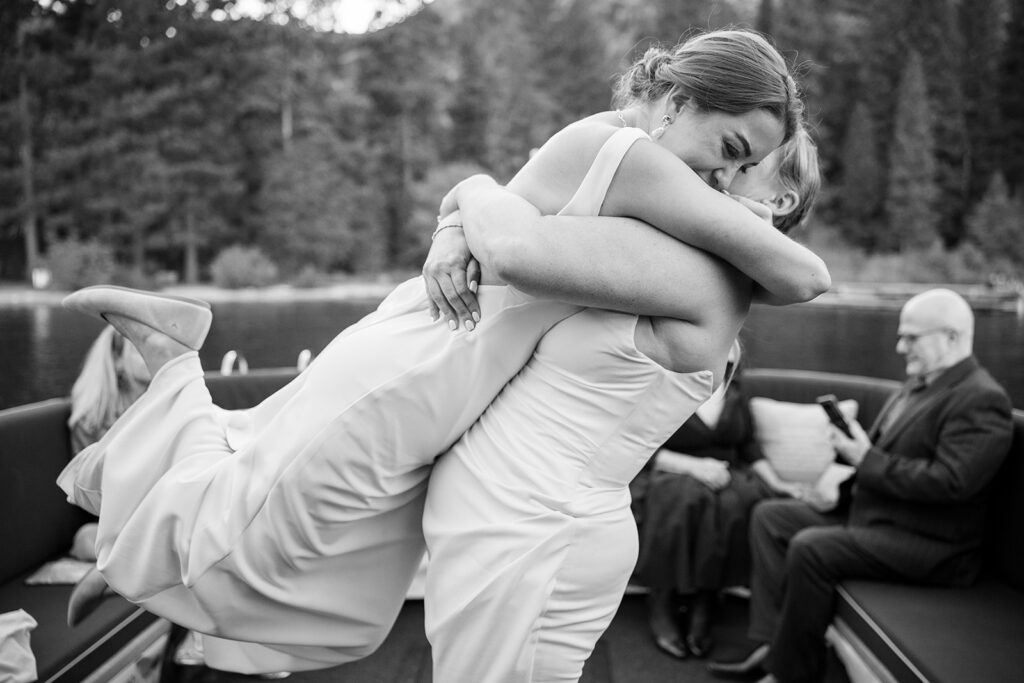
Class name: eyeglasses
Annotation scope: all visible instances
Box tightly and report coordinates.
[897,328,953,344]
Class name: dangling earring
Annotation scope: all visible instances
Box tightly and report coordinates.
[651,114,673,140]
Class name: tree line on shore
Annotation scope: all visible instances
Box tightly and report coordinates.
[1,0,1022,288]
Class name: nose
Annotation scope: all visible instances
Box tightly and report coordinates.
[711,166,740,191]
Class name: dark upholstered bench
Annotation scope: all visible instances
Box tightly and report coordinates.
[742,369,1024,683]
[0,368,297,682]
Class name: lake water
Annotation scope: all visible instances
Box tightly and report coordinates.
[2,296,1024,410]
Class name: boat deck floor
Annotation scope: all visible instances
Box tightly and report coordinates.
[165,593,852,683]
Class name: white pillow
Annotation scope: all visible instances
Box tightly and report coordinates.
[749,397,859,484]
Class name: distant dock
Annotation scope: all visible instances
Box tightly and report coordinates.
[809,282,1024,314]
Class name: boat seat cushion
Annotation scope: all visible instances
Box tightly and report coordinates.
[0,369,298,681]
[0,573,158,682]
[0,400,91,587]
[748,396,859,483]
[836,579,1024,683]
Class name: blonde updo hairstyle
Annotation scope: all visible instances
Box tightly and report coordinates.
[614,29,803,143]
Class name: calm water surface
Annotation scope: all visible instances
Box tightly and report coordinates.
[2,298,1023,410]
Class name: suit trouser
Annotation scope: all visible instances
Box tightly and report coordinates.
[748,500,908,683]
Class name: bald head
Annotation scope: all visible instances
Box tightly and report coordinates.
[896,288,974,377]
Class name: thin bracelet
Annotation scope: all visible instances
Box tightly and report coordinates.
[432,223,463,240]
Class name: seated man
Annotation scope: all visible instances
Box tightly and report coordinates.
[709,288,1013,683]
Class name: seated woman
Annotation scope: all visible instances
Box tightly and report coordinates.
[68,325,150,455]
[632,133,821,660]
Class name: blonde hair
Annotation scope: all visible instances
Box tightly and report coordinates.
[614,29,803,142]
[68,326,149,450]
[774,127,821,234]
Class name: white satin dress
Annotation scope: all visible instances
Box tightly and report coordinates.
[55,127,664,675]
[423,129,717,683]
[57,270,578,672]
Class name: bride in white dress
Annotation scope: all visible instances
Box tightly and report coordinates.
[422,114,821,683]
[58,29,826,675]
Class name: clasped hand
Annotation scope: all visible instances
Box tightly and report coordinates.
[691,458,731,491]
[422,175,497,332]
[422,214,480,331]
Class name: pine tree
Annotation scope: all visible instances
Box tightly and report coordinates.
[243,25,381,273]
[757,0,775,36]
[861,0,968,244]
[4,12,48,281]
[965,173,1024,268]
[771,0,863,186]
[448,0,548,180]
[1001,0,1024,193]
[358,7,448,265]
[918,0,968,244]
[885,51,940,252]
[961,0,1009,207]
[257,134,362,273]
[448,37,489,164]
[636,0,740,48]
[533,0,619,124]
[839,102,884,250]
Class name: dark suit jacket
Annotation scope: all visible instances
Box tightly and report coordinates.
[848,356,1013,584]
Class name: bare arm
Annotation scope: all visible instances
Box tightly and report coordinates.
[424,122,828,331]
[461,185,750,318]
[426,176,754,375]
[654,450,731,491]
[503,123,830,304]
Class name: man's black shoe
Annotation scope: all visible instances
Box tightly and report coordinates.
[707,643,769,680]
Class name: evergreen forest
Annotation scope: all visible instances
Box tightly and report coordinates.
[1,0,1023,288]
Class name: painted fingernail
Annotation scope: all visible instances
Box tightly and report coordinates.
[473,312,481,323]
[448,319,457,331]
[469,281,478,293]
[465,320,475,331]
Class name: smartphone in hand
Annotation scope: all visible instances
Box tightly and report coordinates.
[817,394,853,438]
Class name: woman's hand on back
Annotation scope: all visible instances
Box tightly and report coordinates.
[423,212,481,331]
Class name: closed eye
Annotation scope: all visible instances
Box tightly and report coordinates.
[724,134,752,161]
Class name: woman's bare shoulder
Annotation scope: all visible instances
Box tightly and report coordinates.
[533,117,622,162]
[507,115,623,213]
